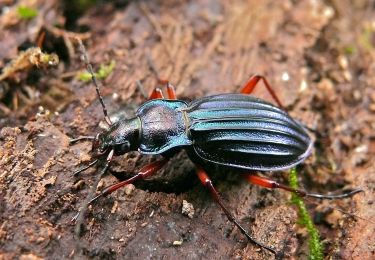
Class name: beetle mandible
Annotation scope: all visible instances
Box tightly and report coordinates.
[71,39,362,258]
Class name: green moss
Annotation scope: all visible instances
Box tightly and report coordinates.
[289,167,324,260]
[40,53,59,66]
[17,6,38,20]
[78,60,116,82]
[344,45,356,55]
[75,0,97,12]
[359,25,374,51]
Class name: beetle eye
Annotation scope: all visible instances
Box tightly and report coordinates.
[119,141,130,152]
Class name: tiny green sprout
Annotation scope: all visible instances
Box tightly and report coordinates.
[359,25,374,51]
[40,53,59,67]
[344,46,356,55]
[78,60,116,82]
[289,167,324,260]
[17,6,38,20]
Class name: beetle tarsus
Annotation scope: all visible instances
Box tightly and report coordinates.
[74,150,114,236]
[70,136,95,144]
[306,188,364,199]
[197,167,279,257]
[244,174,363,200]
[73,159,98,176]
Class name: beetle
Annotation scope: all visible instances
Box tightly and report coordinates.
[71,39,362,258]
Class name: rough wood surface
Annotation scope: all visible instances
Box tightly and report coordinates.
[1,0,374,259]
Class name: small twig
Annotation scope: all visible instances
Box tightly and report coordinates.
[138,3,173,59]
[45,25,91,40]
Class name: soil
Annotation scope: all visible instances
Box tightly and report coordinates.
[1,0,375,259]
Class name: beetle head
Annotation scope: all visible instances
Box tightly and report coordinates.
[92,132,130,157]
[92,118,139,157]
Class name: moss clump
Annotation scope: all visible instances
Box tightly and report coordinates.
[78,60,116,82]
[289,167,324,260]
[17,6,38,20]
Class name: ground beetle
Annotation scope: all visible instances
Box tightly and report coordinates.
[71,39,362,258]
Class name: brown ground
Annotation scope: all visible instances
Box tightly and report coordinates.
[1,0,375,259]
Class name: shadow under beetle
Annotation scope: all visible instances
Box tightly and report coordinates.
[71,39,362,258]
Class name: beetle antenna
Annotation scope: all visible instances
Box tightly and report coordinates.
[303,195,374,225]
[76,38,112,126]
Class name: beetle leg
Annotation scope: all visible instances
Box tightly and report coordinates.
[157,81,177,99]
[72,157,168,239]
[148,83,177,100]
[240,75,284,109]
[149,87,165,99]
[244,174,363,199]
[85,158,168,207]
[196,167,280,257]
[165,82,177,99]
[74,149,114,237]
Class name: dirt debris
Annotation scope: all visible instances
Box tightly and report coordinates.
[181,199,195,219]
[1,0,375,259]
